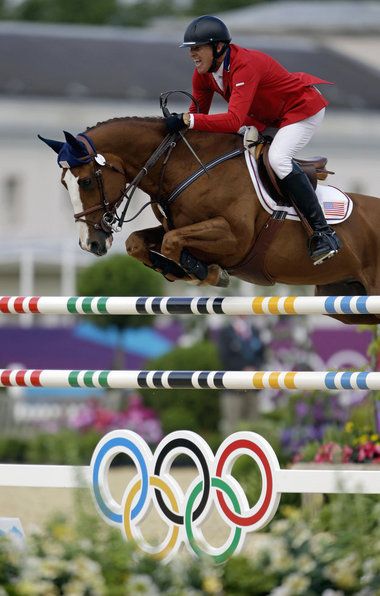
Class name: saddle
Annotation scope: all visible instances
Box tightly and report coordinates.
[256,141,334,206]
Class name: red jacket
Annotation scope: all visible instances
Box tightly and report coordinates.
[189,44,331,133]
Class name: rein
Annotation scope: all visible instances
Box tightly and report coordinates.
[73,90,246,233]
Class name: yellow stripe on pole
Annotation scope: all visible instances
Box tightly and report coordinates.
[283,297,297,314]
[251,297,265,314]
[268,297,281,314]
[284,371,297,388]
[268,371,281,388]
[252,372,265,388]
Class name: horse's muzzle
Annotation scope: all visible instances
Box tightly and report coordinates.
[80,233,112,256]
[90,240,108,256]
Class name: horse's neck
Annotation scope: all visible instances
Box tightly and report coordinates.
[90,119,165,194]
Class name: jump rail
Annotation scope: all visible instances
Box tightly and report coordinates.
[0,295,380,316]
[0,463,379,493]
[0,369,378,390]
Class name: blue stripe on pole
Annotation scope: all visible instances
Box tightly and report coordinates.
[340,296,353,314]
[341,371,354,389]
[357,372,369,389]
[324,296,338,314]
[325,371,338,389]
[356,296,369,314]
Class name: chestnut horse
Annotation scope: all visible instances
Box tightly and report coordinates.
[39,117,380,325]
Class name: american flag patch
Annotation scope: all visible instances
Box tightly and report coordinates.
[323,201,346,218]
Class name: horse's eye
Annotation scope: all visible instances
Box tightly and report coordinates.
[78,177,92,189]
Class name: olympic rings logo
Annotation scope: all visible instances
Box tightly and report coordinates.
[90,430,281,563]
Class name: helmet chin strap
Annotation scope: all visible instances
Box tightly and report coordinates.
[208,42,229,73]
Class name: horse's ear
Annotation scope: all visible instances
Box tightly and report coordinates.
[38,134,64,154]
[63,131,88,156]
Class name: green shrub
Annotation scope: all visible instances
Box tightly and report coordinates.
[0,429,101,465]
[142,340,222,435]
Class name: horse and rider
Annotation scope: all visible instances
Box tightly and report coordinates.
[164,15,341,266]
[40,15,380,325]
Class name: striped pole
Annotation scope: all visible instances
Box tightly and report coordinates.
[0,295,380,316]
[0,369,378,390]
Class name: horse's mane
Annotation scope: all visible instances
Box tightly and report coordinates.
[86,116,162,132]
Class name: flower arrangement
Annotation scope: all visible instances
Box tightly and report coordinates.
[0,511,223,596]
[294,420,380,465]
[69,393,163,445]
[278,391,348,458]
[2,493,380,595]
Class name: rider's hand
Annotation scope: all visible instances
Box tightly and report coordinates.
[165,113,187,134]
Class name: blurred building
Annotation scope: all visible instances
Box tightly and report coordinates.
[0,3,379,312]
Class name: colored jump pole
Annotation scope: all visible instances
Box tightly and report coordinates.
[0,295,380,316]
[0,369,378,390]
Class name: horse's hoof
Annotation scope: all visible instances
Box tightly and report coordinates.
[203,264,229,287]
[215,268,230,287]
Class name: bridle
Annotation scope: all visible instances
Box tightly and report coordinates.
[71,91,205,234]
[72,131,178,234]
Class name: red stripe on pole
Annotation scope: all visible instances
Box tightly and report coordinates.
[29,297,40,313]
[30,370,42,386]
[0,297,11,313]
[15,370,27,386]
[14,297,26,313]
[0,370,12,385]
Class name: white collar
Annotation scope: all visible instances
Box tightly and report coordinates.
[212,62,224,90]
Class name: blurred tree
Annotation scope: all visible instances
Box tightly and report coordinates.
[77,253,164,331]
[141,340,221,436]
[13,0,118,25]
[77,254,165,370]
[4,0,270,27]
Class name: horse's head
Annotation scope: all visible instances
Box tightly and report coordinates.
[39,131,127,256]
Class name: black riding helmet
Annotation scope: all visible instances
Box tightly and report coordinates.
[180,15,231,73]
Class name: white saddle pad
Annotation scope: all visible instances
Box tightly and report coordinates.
[245,151,353,225]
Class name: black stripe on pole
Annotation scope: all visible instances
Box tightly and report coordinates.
[196,297,209,314]
[212,297,224,314]
[137,371,149,387]
[167,371,194,387]
[198,371,211,388]
[136,298,148,314]
[151,298,164,314]
[166,297,193,314]
[152,371,165,386]
[214,371,225,388]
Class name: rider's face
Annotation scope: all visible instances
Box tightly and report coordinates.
[189,44,214,74]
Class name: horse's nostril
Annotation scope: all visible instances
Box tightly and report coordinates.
[90,241,100,253]
[90,241,107,256]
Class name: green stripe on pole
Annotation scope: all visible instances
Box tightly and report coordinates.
[67,297,79,314]
[98,371,110,387]
[82,297,94,314]
[83,371,96,386]
[68,371,81,386]
[97,297,109,314]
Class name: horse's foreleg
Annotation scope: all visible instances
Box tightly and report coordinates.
[160,216,237,287]
[125,225,166,266]
[125,225,192,282]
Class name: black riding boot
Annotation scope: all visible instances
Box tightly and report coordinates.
[280,163,341,265]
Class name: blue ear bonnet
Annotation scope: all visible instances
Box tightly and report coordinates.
[38,131,97,169]
[57,132,96,168]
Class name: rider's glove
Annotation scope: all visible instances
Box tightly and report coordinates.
[165,113,187,134]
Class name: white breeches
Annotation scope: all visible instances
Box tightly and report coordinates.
[268,108,325,180]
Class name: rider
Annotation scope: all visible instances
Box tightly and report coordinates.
[165,15,341,265]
